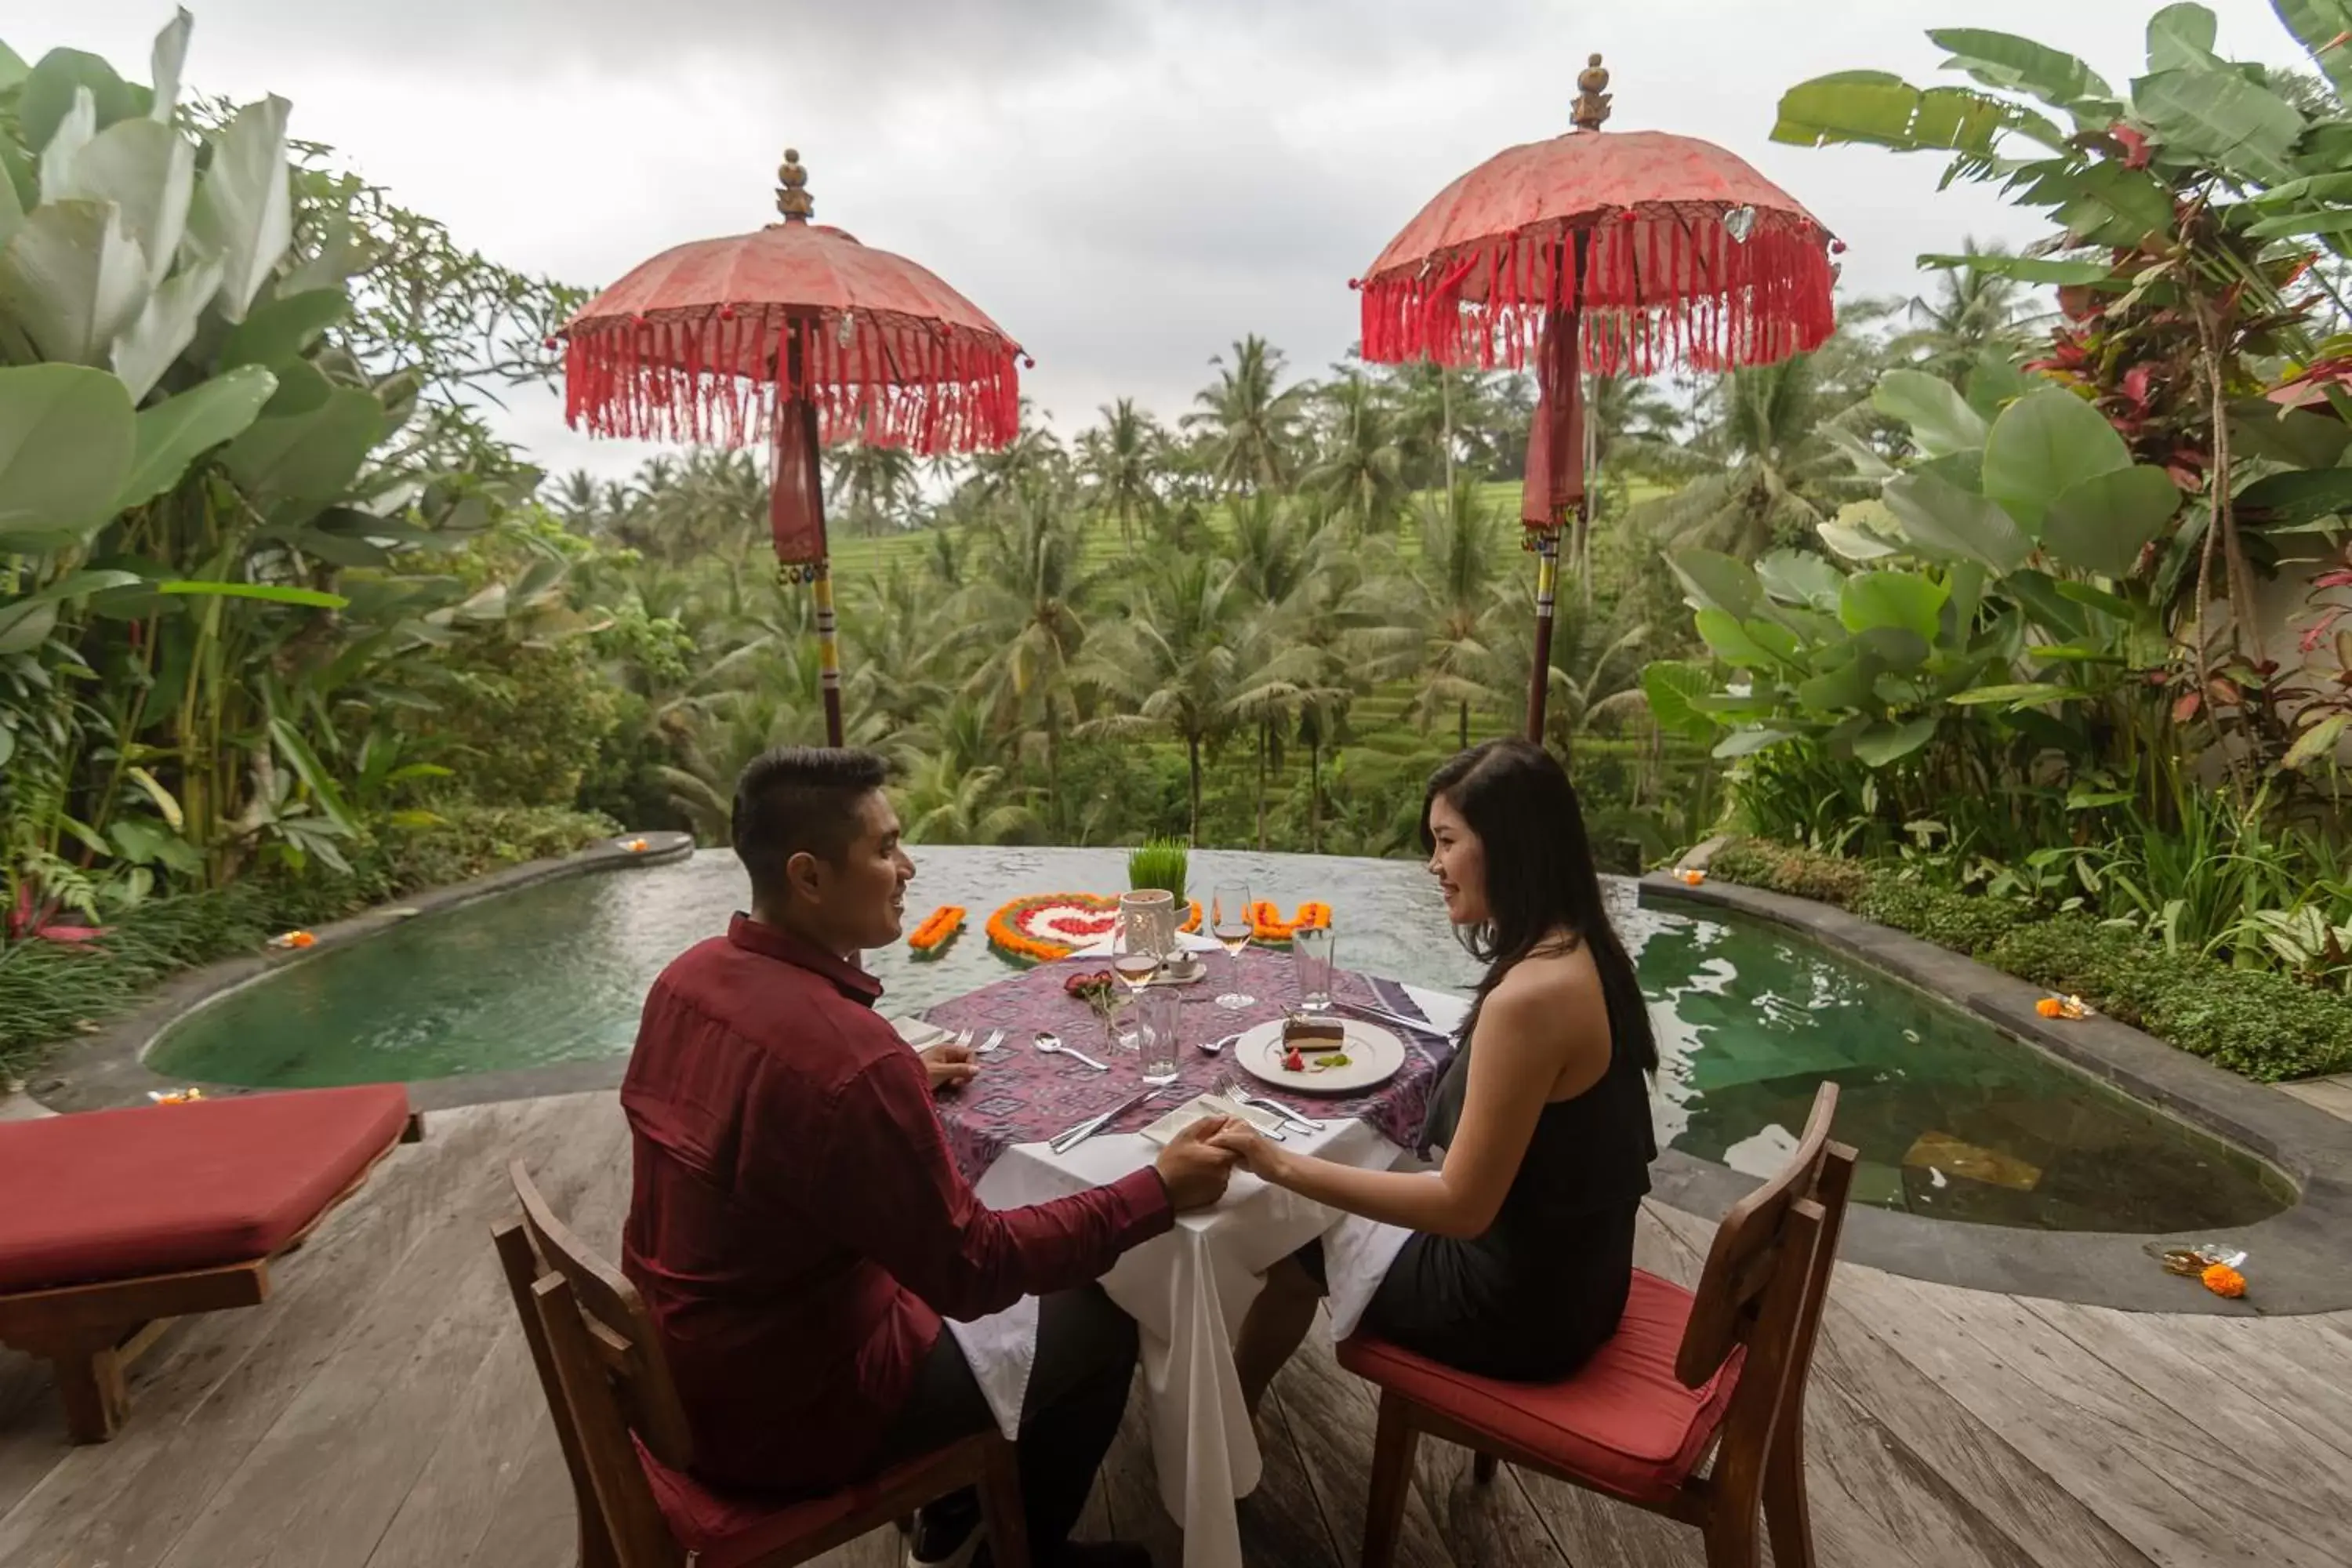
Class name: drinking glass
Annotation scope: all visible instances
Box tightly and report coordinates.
[1293,924,1336,1014]
[1138,987,1182,1086]
[1210,880,1255,1009]
[1112,895,1171,1019]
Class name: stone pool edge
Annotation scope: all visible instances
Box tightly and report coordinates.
[27,831,696,1116]
[1639,873,2352,1317]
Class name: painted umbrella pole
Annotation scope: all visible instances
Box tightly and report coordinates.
[559,150,1027,751]
[1352,54,1838,746]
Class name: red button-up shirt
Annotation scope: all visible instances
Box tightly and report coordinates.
[620,914,1173,1495]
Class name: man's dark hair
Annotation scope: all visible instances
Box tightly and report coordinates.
[731,746,890,906]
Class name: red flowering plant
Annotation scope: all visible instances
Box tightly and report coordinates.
[1062,969,1122,1025]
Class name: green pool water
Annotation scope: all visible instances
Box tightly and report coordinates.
[148,847,2293,1232]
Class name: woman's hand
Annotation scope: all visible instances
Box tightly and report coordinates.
[1207,1120,1291,1182]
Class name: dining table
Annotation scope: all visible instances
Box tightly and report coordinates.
[916,942,1468,1568]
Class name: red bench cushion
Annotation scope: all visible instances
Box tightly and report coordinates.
[636,1435,975,1568]
[0,1087,412,1294]
[1337,1268,1742,1504]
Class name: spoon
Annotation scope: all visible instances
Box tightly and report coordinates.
[1034,1031,1109,1073]
[1195,1032,1242,1057]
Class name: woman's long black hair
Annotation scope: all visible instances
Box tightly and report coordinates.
[1422,739,1658,1074]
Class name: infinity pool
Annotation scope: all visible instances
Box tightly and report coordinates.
[148,847,2293,1232]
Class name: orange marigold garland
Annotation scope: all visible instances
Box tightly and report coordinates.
[985,893,1123,965]
[907,906,966,959]
[1248,901,1332,946]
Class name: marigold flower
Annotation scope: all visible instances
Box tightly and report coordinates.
[2036,997,2063,1018]
[2201,1263,2247,1298]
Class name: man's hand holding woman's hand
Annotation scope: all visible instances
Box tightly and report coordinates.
[1154,1117,1241,1210]
[1207,1120,1289,1181]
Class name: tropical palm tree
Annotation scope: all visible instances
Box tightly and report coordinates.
[1076,398,1166,553]
[960,492,1102,834]
[1078,554,1247,843]
[828,441,918,536]
[1368,481,1512,750]
[1304,372,1407,529]
[1890,241,2039,381]
[1627,350,1875,561]
[1181,335,1310,495]
[896,751,1040,844]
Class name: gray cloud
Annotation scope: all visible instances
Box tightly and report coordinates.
[33,1,2320,477]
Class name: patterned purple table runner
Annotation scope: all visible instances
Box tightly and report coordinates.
[920,949,1459,1184]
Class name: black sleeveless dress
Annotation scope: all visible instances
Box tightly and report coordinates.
[1323,1011,1657,1381]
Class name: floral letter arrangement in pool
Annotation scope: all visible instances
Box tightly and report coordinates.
[985,893,1328,963]
[907,906,966,958]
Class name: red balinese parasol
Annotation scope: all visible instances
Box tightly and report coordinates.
[1356,56,1840,742]
[561,150,1025,745]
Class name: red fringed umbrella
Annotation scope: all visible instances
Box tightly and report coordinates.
[561,150,1025,745]
[1356,56,1840,742]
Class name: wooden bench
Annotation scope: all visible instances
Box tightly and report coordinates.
[0,1085,420,1442]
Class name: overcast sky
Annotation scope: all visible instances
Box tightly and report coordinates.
[29,2,2321,480]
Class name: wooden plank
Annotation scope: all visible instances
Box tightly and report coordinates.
[0,1346,66,1521]
[155,1094,624,1568]
[2125,1311,2352,1466]
[0,1098,544,1568]
[1273,1319,1457,1568]
[1236,1385,1343,1568]
[452,1425,577,1568]
[367,1094,636,1568]
[1095,1375,1185,1568]
[1832,1267,2350,1568]
[1406,1422,1566,1568]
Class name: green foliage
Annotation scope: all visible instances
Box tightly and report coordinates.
[1127,837,1189,902]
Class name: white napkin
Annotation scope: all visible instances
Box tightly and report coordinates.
[1323,1210,1417,1341]
[891,1016,953,1051]
[942,1300,1037,1439]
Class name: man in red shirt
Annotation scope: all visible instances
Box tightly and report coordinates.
[622,747,1233,1568]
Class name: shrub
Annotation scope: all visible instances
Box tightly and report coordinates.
[1709,841,1871,907]
[1854,875,2024,956]
[367,804,622,894]
[406,640,623,808]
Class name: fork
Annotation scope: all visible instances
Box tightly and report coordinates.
[1034,1031,1109,1072]
[978,1029,1005,1054]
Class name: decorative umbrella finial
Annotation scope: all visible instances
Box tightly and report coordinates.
[776,148,814,222]
[1572,53,1612,132]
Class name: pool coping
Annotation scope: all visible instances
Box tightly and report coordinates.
[24,831,695,1116]
[1638,873,2352,1317]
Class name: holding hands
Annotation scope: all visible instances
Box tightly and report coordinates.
[1155,1116,1241,1210]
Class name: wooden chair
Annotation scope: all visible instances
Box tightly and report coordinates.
[0,1085,419,1443]
[495,1160,1030,1568]
[1339,1082,1856,1568]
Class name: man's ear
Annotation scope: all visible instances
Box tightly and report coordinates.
[783,848,824,904]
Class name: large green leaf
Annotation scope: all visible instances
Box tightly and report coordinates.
[2281,712,2350,770]
[114,365,278,510]
[1755,549,1846,612]
[0,568,142,655]
[220,289,347,372]
[108,252,221,402]
[1795,646,1882,713]
[0,364,135,542]
[0,147,21,256]
[1926,28,2119,120]
[1854,626,1931,670]
[1946,681,2091,707]
[2274,0,2352,102]
[184,96,292,323]
[1695,608,1778,669]
[148,9,193,124]
[2230,403,2352,469]
[1851,715,1940,768]
[1874,369,1988,458]
[268,716,358,834]
[1668,549,1763,619]
[2132,67,2305,185]
[2039,466,2181,575]
[2235,466,2352,528]
[1772,72,2066,155]
[1982,390,2130,532]
[1817,499,1904,562]
[1640,660,1719,740]
[1882,470,2034,574]
[158,581,348,608]
[37,85,96,206]
[2147,4,2220,72]
[53,116,192,289]
[222,385,383,502]
[1839,571,1949,641]
[18,49,143,151]
[0,198,151,365]
[0,42,28,96]
[1712,728,1803,760]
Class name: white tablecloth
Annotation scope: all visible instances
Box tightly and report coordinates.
[943,982,1467,1568]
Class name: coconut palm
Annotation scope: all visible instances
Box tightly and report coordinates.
[828,441,919,536]
[1367,481,1512,750]
[1078,554,1248,843]
[960,492,1102,833]
[1891,240,2041,380]
[1304,372,1408,530]
[1182,335,1310,495]
[1077,398,1166,553]
[896,751,1040,844]
[1626,350,1875,561]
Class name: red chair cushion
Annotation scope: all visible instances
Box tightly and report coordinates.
[0,1087,412,1294]
[635,1436,975,1568]
[1338,1268,1742,1504]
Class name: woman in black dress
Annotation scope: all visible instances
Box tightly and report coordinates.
[1214,738,1658,1406]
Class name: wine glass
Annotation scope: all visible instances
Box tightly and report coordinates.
[1111,908,1167,1001]
[1210,881,1255,1009]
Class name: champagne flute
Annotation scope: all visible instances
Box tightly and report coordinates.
[1210,880,1255,1009]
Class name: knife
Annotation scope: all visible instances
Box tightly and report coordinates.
[1048,1089,1158,1154]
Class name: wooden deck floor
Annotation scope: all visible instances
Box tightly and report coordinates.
[4,1090,2350,1568]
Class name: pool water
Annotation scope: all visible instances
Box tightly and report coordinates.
[148,848,2293,1233]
